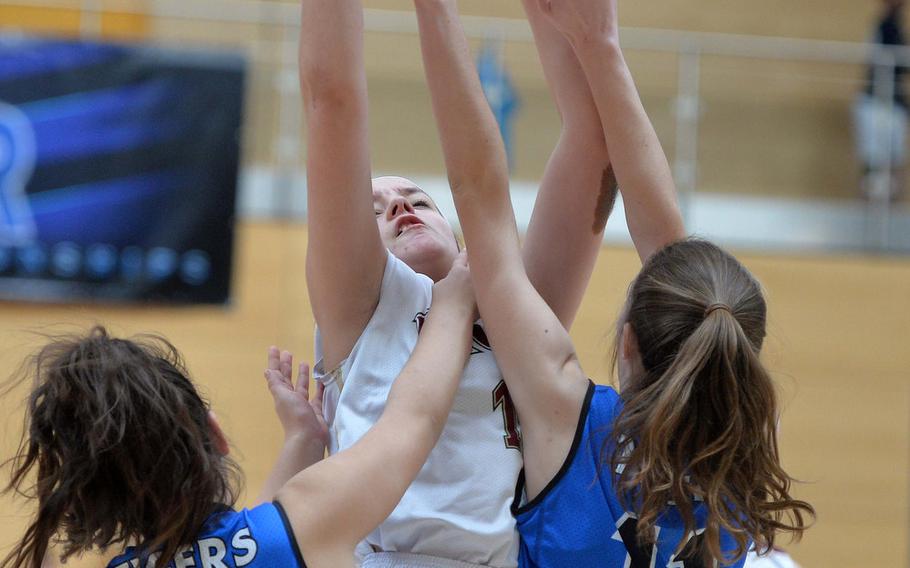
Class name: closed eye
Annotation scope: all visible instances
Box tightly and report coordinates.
[412,200,430,208]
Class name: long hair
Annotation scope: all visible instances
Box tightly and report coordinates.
[608,239,814,564]
[1,326,242,568]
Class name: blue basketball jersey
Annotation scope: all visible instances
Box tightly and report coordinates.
[108,502,305,568]
[513,383,747,568]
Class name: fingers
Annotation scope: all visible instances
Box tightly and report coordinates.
[263,368,284,394]
[265,346,295,391]
[280,350,293,383]
[297,362,311,395]
[268,345,280,371]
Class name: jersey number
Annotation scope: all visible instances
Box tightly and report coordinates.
[615,514,708,568]
[493,380,522,450]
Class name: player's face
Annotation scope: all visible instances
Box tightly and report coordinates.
[372,176,460,282]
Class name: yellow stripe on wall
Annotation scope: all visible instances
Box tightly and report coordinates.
[100,11,148,40]
[0,5,82,36]
[0,6,148,40]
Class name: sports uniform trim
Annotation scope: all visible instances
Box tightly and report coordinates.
[511,380,596,517]
[272,499,308,568]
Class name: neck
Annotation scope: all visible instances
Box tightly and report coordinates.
[408,256,453,282]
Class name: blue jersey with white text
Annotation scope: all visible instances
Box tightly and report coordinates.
[513,383,747,568]
[108,502,305,568]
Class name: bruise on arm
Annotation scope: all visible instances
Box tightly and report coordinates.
[593,164,619,234]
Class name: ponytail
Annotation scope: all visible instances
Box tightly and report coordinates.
[608,239,814,564]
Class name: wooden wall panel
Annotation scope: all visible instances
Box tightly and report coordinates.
[1,223,907,566]
[0,6,82,35]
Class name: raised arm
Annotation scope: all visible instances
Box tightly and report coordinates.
[275,255,475,568]
[255,348,327,505]
[521,0,616,329]
[539,0,686,261]
[415,0,590,501]
[413,0,514,279]
[300,0,387,368]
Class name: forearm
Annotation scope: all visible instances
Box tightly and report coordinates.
[298,0,366,103]
[518,0,614,327]
[522,0,605,140]
[523,136,615,328]
[414,0,519,282]
[414,1,510,195]
[274,296,476,553]
[383,300,473,443]
[256,433,325,505]
[573,37,685,260]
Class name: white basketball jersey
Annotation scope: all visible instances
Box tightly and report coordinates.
[744,549,801,568]
[314,252,521,568]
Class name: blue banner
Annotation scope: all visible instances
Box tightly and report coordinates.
[477,41,519,169]
[0,36,245,304]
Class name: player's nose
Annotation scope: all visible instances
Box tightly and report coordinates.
[387,197,415,220]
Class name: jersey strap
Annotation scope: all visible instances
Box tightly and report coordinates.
[511,380,596,517]
[273,500,307,568]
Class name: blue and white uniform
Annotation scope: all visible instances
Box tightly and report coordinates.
[513,382,747,568]
[108,502,305,568]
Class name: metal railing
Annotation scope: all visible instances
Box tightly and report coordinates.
[3,0,910,251]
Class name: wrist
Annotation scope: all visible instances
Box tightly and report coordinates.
[572,32,622,62]
[432,299,475,323]
[413,0,454,16]
[282,429,325,449]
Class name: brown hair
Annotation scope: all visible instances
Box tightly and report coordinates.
[1,326,241,568]
[609,239,814,564]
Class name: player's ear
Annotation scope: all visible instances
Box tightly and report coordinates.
[620,322,640,363]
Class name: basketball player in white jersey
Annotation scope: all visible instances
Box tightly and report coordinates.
[299,0,615,566]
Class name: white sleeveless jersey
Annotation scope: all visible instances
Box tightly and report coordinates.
[314,252,521,568]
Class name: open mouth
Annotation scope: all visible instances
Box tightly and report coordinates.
[396,216,424,237]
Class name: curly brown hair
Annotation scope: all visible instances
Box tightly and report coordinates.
[1,326,242,568]
[609,239,814,564]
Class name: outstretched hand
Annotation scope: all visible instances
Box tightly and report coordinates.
[264,347,329,447]
[537,0,618,46]
[432,250,476,315]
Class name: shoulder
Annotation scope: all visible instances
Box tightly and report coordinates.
[108,504,306,568]
[219,502,307,567]
[343,251,431,333]
[381,250,432,297]
[313,251,430,371]
[513,382,620,519]
[587,385,622,429]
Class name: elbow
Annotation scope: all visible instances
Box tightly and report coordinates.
[447,159,510,200]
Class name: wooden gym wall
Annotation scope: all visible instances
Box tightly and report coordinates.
[0,222,908,567]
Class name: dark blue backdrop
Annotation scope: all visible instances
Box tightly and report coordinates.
[0,36,245,304]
